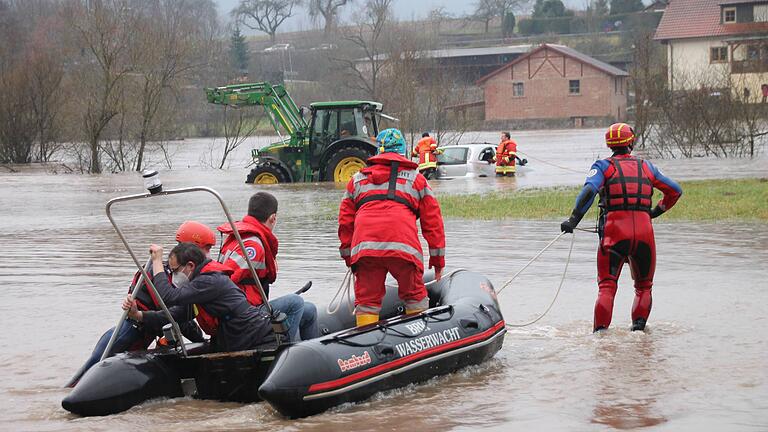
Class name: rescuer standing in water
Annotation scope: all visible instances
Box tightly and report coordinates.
[339,128,446,327]
[493,131,523,176]
[411,132,439,178]
[560,123,682,332]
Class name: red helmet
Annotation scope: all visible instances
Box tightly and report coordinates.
[175,221,215,249]
[605,123,635,148]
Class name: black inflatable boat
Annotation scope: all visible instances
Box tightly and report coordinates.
[62,269,505,417]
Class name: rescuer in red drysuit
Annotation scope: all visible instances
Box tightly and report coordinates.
[339,128,446,327]
[560,123,682,332]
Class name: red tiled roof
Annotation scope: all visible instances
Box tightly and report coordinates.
[655,0,768,40]
[476,44,628,85]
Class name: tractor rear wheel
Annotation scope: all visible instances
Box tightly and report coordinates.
[246,164,289,184]
[325,146,371,183]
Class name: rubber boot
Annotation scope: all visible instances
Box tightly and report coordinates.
[631,318,647,331]
[356,313,379,327]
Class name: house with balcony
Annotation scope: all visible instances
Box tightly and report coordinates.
[655,0,768,100]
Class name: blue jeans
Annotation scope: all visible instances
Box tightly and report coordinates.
[269,294,318,342]
[68,320,143,386]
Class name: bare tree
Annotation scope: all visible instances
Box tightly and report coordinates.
[63,0,139,173]
[129,0,220,171]
[333,0,393,100]
[472,0,528,34]
[233,0,299,44]
[211,106,261,169]
[308,0,351,38]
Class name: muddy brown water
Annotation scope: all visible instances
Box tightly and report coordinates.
[1,129,766,431]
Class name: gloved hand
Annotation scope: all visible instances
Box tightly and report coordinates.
[650,205,664,219]
[434,267,443,281]
[520,158,528,166]
[561,218,577,233]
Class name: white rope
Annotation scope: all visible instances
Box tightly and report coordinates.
[326,269,355,315]
[497,232,576,328]
[516,150,584,173]
[497,232,567,295]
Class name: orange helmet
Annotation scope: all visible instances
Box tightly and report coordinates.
[175,221,215,249]
[605,123,635,148]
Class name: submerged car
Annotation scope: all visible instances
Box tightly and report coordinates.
[436,143,497,178]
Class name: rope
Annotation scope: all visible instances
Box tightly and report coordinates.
[493,232,576,328]
[516,150,584,174]
[326,269,355,315]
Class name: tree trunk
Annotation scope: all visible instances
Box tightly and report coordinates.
[324,16,334,37]
[269,31,276,43]
[89,136,101,173]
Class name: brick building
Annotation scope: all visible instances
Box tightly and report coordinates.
[476,44,629,129]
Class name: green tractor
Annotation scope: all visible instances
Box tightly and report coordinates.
[205,82,390,184]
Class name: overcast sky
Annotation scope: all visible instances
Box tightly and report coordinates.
[214,0,597,33]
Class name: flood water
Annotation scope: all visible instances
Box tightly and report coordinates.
[1,129,766,431]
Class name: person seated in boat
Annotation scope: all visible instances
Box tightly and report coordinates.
[65,222,212,387]
[216,192,318,342]
[125,242,274,352]
[338,128,446,327]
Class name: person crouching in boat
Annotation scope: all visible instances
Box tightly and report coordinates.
[65,221,212,387]
[216,192,318,342]
[338,128,446,327]
[560,123,682,332]
[124,242,273,352]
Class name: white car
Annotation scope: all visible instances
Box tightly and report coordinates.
[435,143,527,178]
[436,143,497,178]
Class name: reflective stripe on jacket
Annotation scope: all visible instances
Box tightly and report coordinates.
[338,152,446,269]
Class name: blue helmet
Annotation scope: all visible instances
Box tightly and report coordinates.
[376,128,407,156]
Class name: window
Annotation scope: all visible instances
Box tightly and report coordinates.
[339,109,357,137]
[711,46,728,63]
[512,82,524,97]
[437,147,468,165]
[756,4,768,22]
[569,79,580,94]
[723,7,736,23]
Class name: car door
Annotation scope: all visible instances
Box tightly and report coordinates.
[473,146,496,177]
[437,147,468,177]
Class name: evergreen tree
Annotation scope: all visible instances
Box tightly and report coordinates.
[610,0,644,15]
[502,12,516,37]
[230,27,249,75]
[532,0,568,18]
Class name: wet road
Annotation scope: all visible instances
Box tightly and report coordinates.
[0,129,766,431]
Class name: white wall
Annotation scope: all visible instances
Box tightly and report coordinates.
[667,38,730,90]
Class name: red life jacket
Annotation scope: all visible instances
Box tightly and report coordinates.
[495,139,517,166]
[599,156,653,213]
[191,260,234,336]
[217,215,278,306]
[128,265,172,312]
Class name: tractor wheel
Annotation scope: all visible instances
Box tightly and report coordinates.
[325,146,371,183]
[246,164,289,184]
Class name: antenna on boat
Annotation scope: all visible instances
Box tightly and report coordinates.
[102,171,279,359]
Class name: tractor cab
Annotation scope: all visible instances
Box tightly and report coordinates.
[308,101,381,160]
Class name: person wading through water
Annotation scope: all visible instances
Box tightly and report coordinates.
[561,123,682,332]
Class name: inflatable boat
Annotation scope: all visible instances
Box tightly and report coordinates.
[61,269,505,417]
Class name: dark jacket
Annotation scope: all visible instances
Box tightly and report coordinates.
[151,261,273,352]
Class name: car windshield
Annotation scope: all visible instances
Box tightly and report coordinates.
[438,147,468,165]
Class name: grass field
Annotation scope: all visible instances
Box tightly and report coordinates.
[438,178,768,222]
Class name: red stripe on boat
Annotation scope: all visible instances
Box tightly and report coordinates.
[308,320,506,393]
